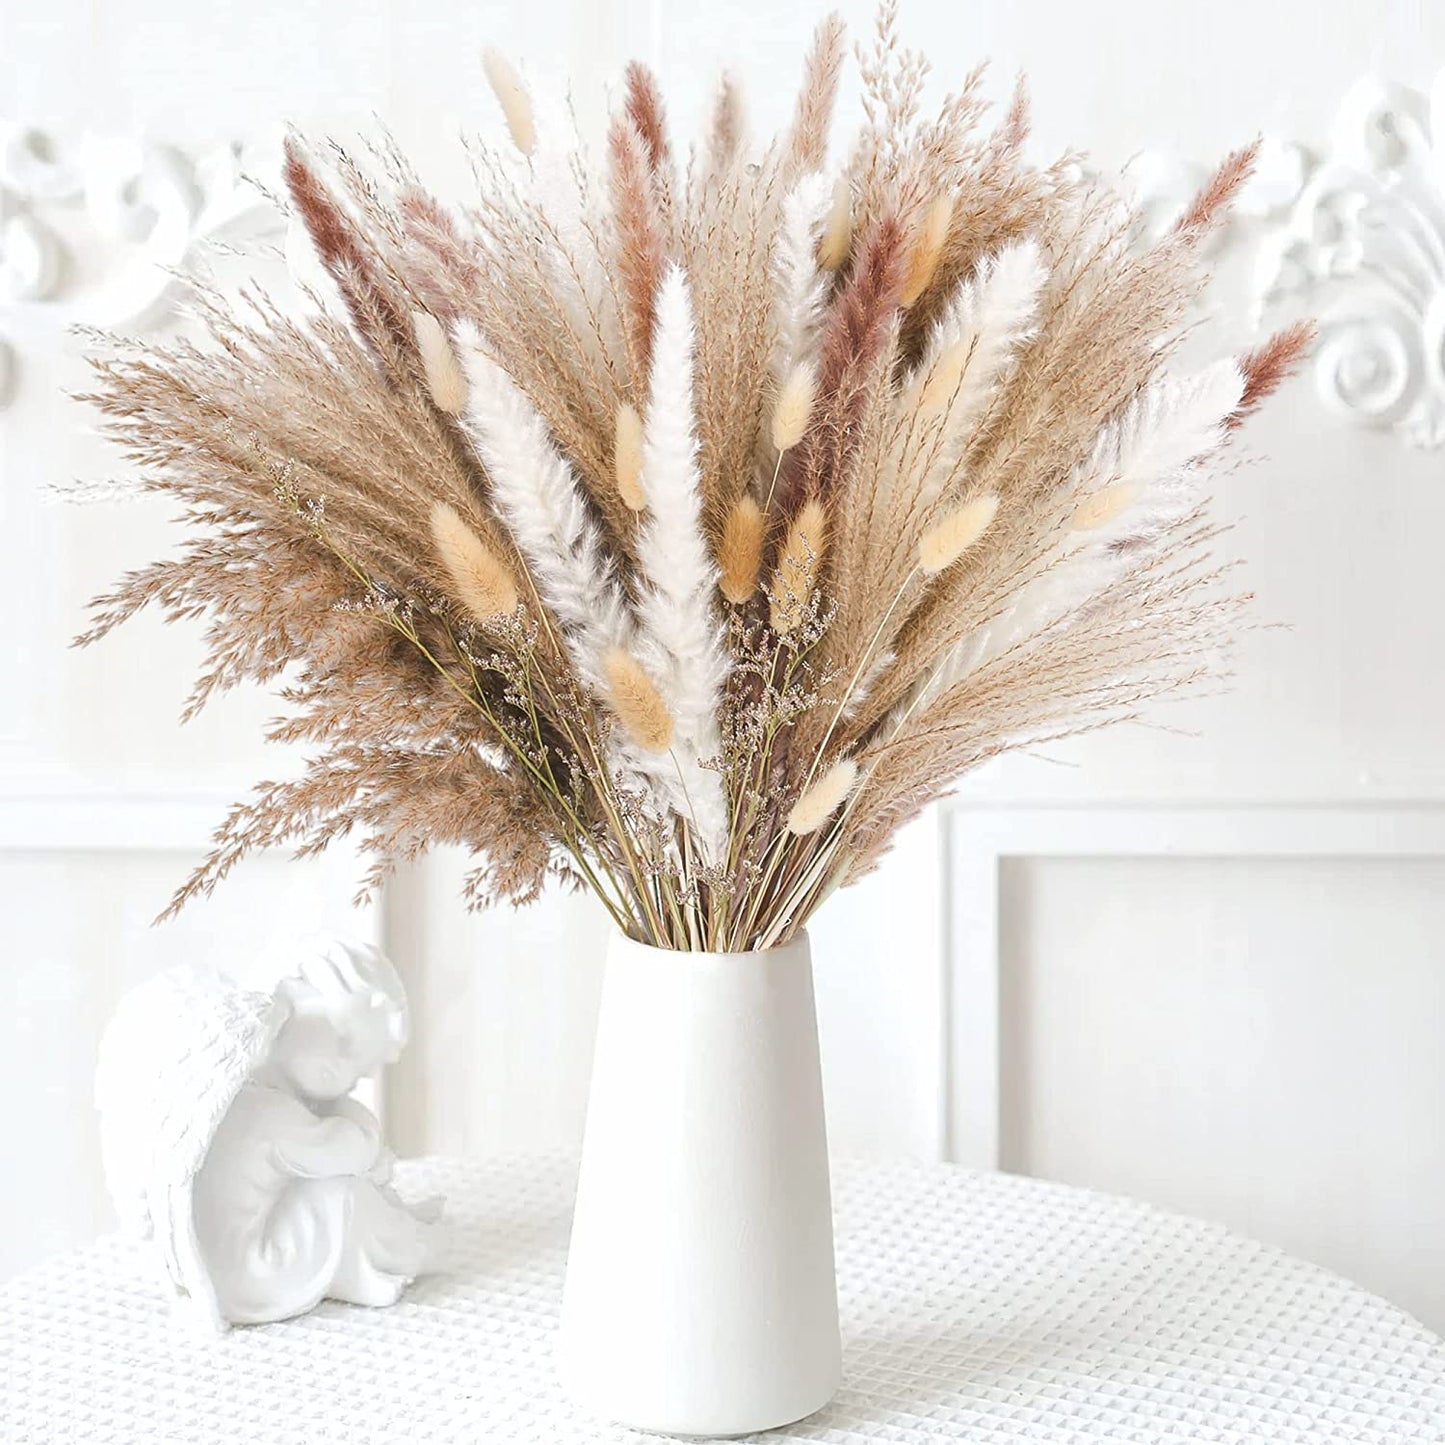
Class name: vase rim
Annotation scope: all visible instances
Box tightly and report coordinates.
[608,927,811,962]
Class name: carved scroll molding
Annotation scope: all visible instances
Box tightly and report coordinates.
[0,126,285,408]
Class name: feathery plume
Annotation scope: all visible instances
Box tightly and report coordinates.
[771,362,817,453]
[771,173,833,382]
[631,266,732,855]
[412,311,468,414]
[624,61,672,176]
[770,497,827,633]
[609,116,667,388]
[614,402,646,511]
[1174,140,1260,238]
[604,647,674,752]
[781,13,846,183]
[1230,321,1314,429]
[901,196,954,308]
[719,495,766,604]
[452,320,632,691]
[918,494,998,574]
[705,72,746,173]
[787,757,858,835]
[430,502,518,620]
[482,48,537,156]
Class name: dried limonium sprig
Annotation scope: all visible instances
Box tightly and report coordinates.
[73,3,1311,950]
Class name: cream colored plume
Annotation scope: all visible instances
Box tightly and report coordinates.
[918,494,999,575]
[412,312,468,415]
[482,48,536,156]
[430,502,518,621]
[614,403,646,511]
[770,362,817,453]
[818,175,852,270]
[901,196,953,308]
[786,758,858,836]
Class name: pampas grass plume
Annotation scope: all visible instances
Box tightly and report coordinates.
[430,502,519,620]
[771,361,816,453]
[901,196,953,307]
[770,497,827,633]
[482,48,536,156]
[719,494,766,604]
[614,402,646,511]
[603,647,675,752]
[818,176,852,270]
[413,312,468,415]
[787,757,858,835]
[918,494,999,574]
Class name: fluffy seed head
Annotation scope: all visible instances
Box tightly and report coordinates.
[603,647,675,752]
[614,402,646,511]
[770,362,817,453]
[412,311,468,415]
[430,502,519,621]
[901,196,954,307]
[770,497,827,634]
[918,339,974,417]
[1072,482,1138,532]
[817,176,852,271]
[482,48,536,156]
[719,495,766,604]
[787,758,859,835]
[918,494,999,575]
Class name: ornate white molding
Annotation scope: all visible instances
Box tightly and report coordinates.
[0,126,284,408]
[1249,75,1445,449]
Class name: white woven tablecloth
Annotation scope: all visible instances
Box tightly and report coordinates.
[3,1155,1442,1443]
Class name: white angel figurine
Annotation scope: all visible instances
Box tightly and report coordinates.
[96,934,445,1330]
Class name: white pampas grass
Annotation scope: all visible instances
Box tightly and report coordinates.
[452,319,631,692]
[412,311,468,415]
[772,173,833,382]
[787,758,858,835]
[482,48,537,157]
[914,239,1046,431]
[632,266,732,857]
[1071,358,1246,542]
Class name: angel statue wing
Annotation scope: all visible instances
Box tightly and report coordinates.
[94,965,286,1331]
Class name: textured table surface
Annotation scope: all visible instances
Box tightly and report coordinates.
[3,1155,1443,1443]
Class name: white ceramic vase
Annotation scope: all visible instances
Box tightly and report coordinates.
[558,929,841,1437]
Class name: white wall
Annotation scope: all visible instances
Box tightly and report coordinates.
[2,0,1442,1333]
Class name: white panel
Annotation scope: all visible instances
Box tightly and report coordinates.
[0,846,375,1278]
[998,854,1445,1331]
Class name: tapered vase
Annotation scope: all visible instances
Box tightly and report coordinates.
[558,928,841,1437]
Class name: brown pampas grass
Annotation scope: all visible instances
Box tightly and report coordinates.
[431,502,519,621]
[1230,321,1315,428]
[75,6,1299,950]
[1174,139,1261,238]
[603,647,675,752]
[719,495,766,604]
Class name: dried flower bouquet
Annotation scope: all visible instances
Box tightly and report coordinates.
[78,6,1309,951]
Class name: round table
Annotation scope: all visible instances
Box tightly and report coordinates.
[3,1157,1442,1442]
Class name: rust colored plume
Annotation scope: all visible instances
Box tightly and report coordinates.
[1173,140,1261,239]
[1229,320,1316,429]
[624,61,673,176]
[608,115,667,392]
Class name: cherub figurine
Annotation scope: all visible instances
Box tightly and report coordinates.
[96,934,444,1330]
